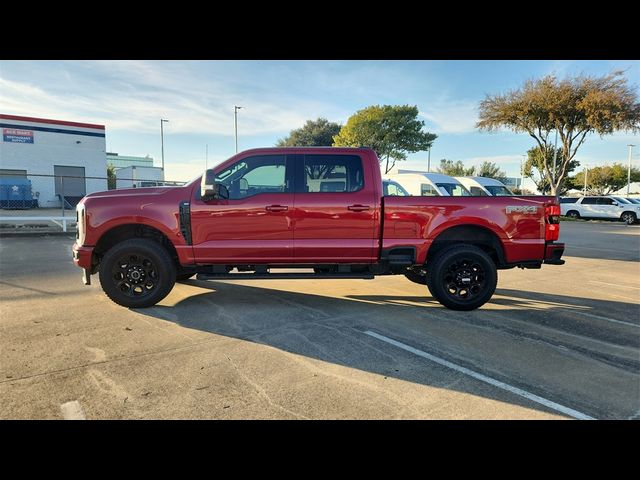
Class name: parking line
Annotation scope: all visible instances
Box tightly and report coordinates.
[588,280,640,291]
[60,400,86,420]
[560,309,640,328]
[363,330,595,420]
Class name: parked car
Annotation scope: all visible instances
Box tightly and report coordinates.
[455,176,514,196]
[382,179,410,196]
[386,171,471,196]
[560,196,640,224]
[73,147,564,311]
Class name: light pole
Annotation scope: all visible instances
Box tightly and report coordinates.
[234,106,243,153]
[160,118,169,174]
[552,129,558,187]
[628,144,635,197]
[583,166,588,196]
[427,145,431,172]
[521,155,526,194]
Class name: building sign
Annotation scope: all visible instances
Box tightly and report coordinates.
[3,128,34,143]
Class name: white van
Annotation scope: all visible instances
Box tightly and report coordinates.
[386,170,470,196]
[455,176,514,196]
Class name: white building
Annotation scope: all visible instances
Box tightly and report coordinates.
[0,114,107,208]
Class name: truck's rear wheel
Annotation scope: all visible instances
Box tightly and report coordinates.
[405,266,428,285]
[426,245,497,311]
[99,239,176,308]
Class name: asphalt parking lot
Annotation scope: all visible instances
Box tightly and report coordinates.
[1,221,638,419]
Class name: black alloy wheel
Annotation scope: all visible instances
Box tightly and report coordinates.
[99,239,176,308]
[426,245,497,311]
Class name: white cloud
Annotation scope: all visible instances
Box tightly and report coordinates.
[419,100,479,134]
[0,61,343,136]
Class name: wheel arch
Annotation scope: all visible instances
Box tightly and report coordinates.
[94,223,180,268]
[427,224,506,267]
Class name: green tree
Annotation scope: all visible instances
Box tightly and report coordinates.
[107,163,116,190]
[276,118,342,147]
[571,163,640,195]
[436,159,474,176]
[524,146,579,195]
[477,71,640,195]
[333,105,437,173]
[476,161,508,182]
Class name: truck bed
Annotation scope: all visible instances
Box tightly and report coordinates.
[382,195,558,265]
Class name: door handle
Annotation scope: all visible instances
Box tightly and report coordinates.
[265,205,288,212]
[348,204,370,212]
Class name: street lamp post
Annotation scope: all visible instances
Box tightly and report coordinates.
[427,145,431,172]
[552,129,558,188]
[521,155,525,194]
[628,144,635,198]
[234,106,243,153]
[583,166,588,196]
[160,118,169,175]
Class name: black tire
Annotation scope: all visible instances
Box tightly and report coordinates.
[566,210,580,219]
[404,266,428,285]
[99,238,176,308]
[621,211,637,225]
[426,245,497,311]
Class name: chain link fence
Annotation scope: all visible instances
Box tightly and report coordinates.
[0,172,187,233]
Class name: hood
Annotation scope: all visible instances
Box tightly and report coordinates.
[83,187,177,199]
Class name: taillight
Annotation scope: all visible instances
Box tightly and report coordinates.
[545,223,559,241]
[545,204,560,241]
[545,205,561,217]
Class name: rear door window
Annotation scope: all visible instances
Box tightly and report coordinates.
[420,184,439,196]
[299,155,363,193]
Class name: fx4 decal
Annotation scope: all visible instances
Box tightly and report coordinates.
[506,205,538,214]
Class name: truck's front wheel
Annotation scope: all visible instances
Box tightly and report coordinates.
[99,239,176,308]
[426,245,497,311]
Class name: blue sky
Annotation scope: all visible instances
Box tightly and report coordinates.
[1,60,638,187]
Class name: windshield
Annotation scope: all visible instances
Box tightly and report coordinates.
[486,185,513,196]
[626,198,640,204]
[436,183,471,196]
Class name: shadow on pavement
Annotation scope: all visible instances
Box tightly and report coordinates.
[134,279,640,418]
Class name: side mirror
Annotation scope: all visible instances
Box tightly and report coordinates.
[200,170,229,201]
[612,201,619,206]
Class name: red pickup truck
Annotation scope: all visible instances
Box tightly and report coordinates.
[72,147,564,311]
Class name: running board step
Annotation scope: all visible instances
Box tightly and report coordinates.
[196,272,374,281]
